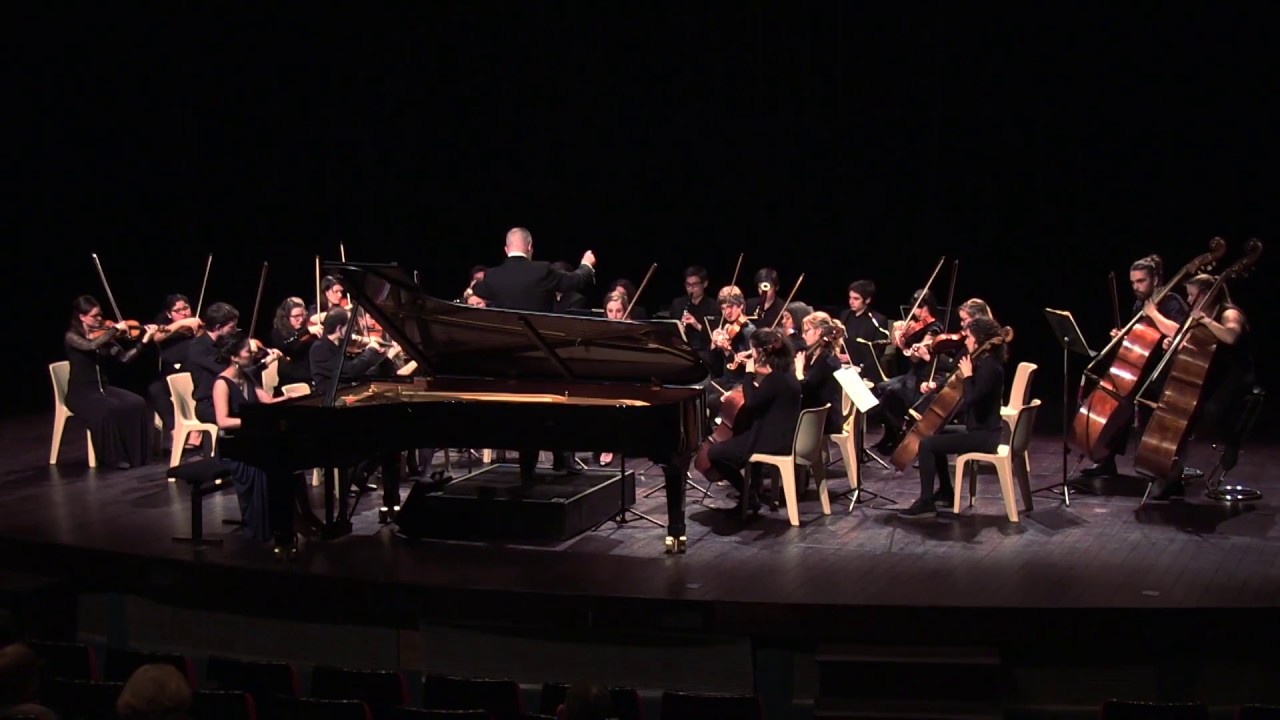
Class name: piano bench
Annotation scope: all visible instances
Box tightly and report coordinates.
[168,460,234,548]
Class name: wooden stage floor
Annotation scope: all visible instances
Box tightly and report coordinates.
[1,412,1277,639]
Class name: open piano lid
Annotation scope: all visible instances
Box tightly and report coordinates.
[328,262,710,387]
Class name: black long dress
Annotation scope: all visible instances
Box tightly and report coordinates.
[63,331,155,468]
[213,375,272,542]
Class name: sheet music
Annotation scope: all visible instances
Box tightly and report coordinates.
[835,367,880,413]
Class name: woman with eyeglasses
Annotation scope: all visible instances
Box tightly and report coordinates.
[271,297,321,389]
[63,295,159,470]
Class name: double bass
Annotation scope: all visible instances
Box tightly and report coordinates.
[1133,240,1262,480]
[890,327,1014,471]
[1068,239,1226,462]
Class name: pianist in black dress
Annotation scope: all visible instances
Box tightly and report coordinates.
[707,329,802,513]
[470,227,598,482]
[63,295,159,470]
[211,332,280,542]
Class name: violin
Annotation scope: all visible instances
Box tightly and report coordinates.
[904,331,965,358]
[87,319,148,341]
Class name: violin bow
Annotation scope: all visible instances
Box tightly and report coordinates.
[247,261,268,340]
[624,263,658,319]
[194,253,212,318]
[728,252,744,289]
[314,255,322,318]
[1107,271,1121,329]
[768,273,805,330]
[89,253,126,323]
[927,259,960,380]
[902,256,947,328]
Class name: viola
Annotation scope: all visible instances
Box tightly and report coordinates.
[890,326,1014,471]
[1069,239,1226,461]
[1133,240,1262,480]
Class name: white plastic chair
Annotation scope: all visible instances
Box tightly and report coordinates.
[166,373,220,481]
[825,389,861,506]
[49,361,95,467]
[749,404,831,527]
[1001,362,1037,432]
[261,361,280,398]
[953,399,1041,522]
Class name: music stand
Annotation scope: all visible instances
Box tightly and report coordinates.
[1041,308,1096,505]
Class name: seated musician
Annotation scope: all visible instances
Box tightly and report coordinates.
[187,302,242,426]
[669,266,720,369]
[707,329,801,513]
[779,302,813,354]
[912,298,996,399]
[798,312,848,436]
[309,307,387,392]
[147,293,203,451]
[870,289,942,453]
[839,280,891,377]
[899,316,1008,517]
[608,279,648,319]
[706,286,756,419]
[1081,253,1189,477]
[746,267,784,328]
[210,332,282,542]
[63,296,160,470]
[552,261,591,312]
[271,297,321,389]
[308,275,348,325]
[594,291,631,467]
[1142,273,1253,498]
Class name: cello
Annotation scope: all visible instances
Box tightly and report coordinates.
[1133,240,1262,481]
[890,326,1015,471]
[1068,239,1227,461]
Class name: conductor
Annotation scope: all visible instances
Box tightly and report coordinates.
[472,227,598,482]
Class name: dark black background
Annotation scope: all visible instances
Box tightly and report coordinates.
[11,3,1276,430]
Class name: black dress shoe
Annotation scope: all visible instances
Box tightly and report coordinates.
[1080,458,1117,477]
[898,498,937,518]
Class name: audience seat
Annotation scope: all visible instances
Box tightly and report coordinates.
[277,697,374,720]
[104,647,196,687]
[422,675,523,720]
[540,681,642,720]
[27,638,98,682]
[312,665,409,720]
[660,690,763,720]
[43,678,124,719]
[193,689,257,720]
[1100,700,1210,720]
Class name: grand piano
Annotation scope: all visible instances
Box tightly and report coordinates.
[224,262,709,553]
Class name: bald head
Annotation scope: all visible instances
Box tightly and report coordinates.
[0,643,40,703]
[505,227,533,256]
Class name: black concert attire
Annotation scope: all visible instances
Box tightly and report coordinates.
[1099,292,1191,460]
[553,290,589,313]
[309,337,382,392]
[625,305,650,320]
[271,326,315,388]
[186,333,225,425]
[147,322,195,447]
[63,331,156,468]
[471,253,595,479]
[472,254,595,312]
[669,293,720,371]
[801,351,846,436]
[212,375,272,542]
[1193,306,1255,471]
[839,308,892,383]
[707,370,802,503]
[871,319,942,449]
[705,321,756,421]
[747,294,784,329]
[915,353,1005,502]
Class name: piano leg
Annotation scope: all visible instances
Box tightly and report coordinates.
[267,464,297,558]
[660,453,692,554]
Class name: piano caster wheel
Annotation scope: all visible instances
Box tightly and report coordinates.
[664,535,687,554]
[273,539,298,562]
[379,506,400,525]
